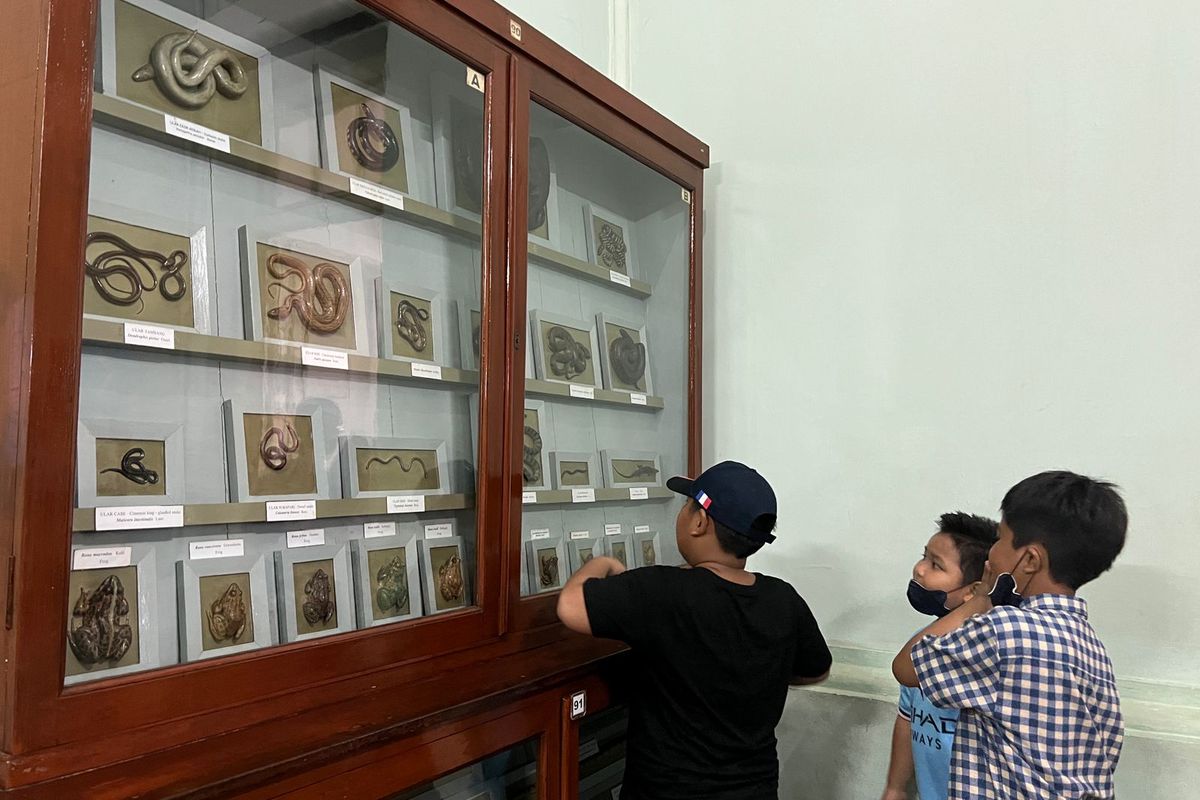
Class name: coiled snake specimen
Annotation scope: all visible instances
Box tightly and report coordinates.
[67,574,133,667]
[595,220,628,273]
[545,326,590,381]
[260,424,299,471]
[131,31,248,110]
[302,568,336,626]
[84,231,188,310]
[395,299,430,352]
[265,253,349,335]
[100,447,159,486]
[522,426,543,485]
[609,328,646,387]
[438,553,465,602]
[346,103,400,172]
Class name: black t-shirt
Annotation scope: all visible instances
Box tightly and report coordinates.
[583,566,831,800]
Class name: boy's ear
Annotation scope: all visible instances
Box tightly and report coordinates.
[1021,545,1045,577]
[689,507,711,539]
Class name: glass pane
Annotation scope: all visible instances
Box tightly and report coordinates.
[70,0,489,683]
[386,738,538,799]
[520,101,690,596]
[578,705,629,799]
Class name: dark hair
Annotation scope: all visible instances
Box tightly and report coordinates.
[937,512,998,584]
[691,499,764,559]
[1000,471,1127,589]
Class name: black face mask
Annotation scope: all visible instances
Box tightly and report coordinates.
[907,579,955,617]
[987,549,1032,607]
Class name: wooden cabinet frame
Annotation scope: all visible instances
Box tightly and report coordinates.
[0,0,706,795]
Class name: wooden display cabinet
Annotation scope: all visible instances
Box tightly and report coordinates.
[0,0,706,796]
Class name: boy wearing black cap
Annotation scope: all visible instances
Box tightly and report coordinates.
[557,460,832,800]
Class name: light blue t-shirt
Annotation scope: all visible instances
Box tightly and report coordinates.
[898,684,959,800]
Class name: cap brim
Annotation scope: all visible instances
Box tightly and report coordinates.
[666,475,694,496]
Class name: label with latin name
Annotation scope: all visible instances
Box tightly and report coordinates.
[286,529,325,548]
[364,522,396,539]
[424,522,454,540]
[634,525,651,534]
[124,323,175,350]
[349,176,406,211]
[411,362,442,381]
[569,384,595,400]
[530,528,551,540]
[522,491,537,504]
[466,67,485,92]
[164,114,231,152]
[629,392,648,406]
[579,738,600,760]
[189,539,245,560]
[388,495,426,514]
[266,500,316,522]
[95,504,184,531]
[604,523,622,536]
[571,488,595,504]
[570,530,592,540]
[629,487,649,500]
[301,346,348,370]
[609,270,632,288]
[73,546,132,570]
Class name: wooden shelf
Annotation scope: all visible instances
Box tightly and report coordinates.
[82,318,665,410]
[92,93,652,299]
[523,487,672,505]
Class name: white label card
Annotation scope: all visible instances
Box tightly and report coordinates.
[629,392,648,406]
[604,523,622,536]
[411,362,442,381]
[570,530,592,540]
[286,529,326,548]
[571,488,595,504]
[73,546,132,570]
[629,487,649,501]
[349,176,406,211]
[189,539,245,560]
[634,525,651,534]
[609,270,632,288]
[522,491,537,504]
[570,690,587,720]
[681,187,692,204]
[124,323,175,350]
[364,522,397,539]
[424,522,454,540]
[466,67,485,92]
[579,738,600,759]
[530,530,551,541]
[95,505,184,531]
[301,346,349,370]
[266,500,317,522]
[164,115,231,153]
[569,384,595,400]
[509,19,523,40]
[388,495,426,514]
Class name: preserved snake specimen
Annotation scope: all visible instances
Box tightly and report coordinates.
[538,552,559,587]
[545,325,590,380]
[395,299,430,351]
[346,103,400,172]
[522,426,543,485]
[375,555,408,613]
[84,231,188,310]
[206,582,247,644]
[609,328,646,386]
[364,454,428,479]
[438,553,465,603]
[67,574,133,666]
[613,463,659,481]
[527,138,551,231]
[131,31,248,110]
[560,465,589,482]
[265,253,349,335]
[100,447,159,486]
[595,220,628,273]
[260,424,299,471]
[301,568,335,626]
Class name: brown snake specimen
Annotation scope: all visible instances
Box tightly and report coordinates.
[84,231,188,310]
[265,253,349,334]
[395,299,430,351]
[259,424,299,471]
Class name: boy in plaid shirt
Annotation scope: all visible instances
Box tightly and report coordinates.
[892,471,1127,799]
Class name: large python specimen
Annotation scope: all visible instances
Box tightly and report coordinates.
[131,31,248,110]
[545,325,590,380]
[608,328,646,386]
[265,253,349,335]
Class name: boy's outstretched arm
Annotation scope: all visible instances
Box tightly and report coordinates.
[892,586,992,687]
[556,556,626,635]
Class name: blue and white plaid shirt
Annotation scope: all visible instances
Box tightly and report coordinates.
[911,594,1123,799]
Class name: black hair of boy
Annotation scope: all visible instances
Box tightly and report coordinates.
[937,511,999,584]
[692,498,771,559]
[1000,470,1127,588]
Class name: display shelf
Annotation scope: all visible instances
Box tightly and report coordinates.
[91,93,653,300]
[522,487,672,505]
[82,318,665,410]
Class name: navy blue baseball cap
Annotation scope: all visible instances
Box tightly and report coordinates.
[666,460,778,543]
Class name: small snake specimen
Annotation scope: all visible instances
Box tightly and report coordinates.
[84,231,188,310]
[538,553,559,587]
[302,568,336,627]
[100,447,159,486]
[395,299,430,352]
[265,252,349,335]
[347,103,401,172]
[438,553,465,603]
[364,454,428,478]
[545,325,590,380]
[522,426,543,484]
[595,220,628,273]
[259,424,299,471]
[560,465,589,482]
[613,463,659,481]
[131,31,248,110]
[67,574,133,666]
[609,328,647,386]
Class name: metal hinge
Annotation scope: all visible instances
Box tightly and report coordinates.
[513,332,521,350]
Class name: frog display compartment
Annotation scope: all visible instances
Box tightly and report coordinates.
[273,541,355,643]
[177,551,275,662]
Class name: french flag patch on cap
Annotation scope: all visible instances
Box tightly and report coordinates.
[695,490,712,509]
